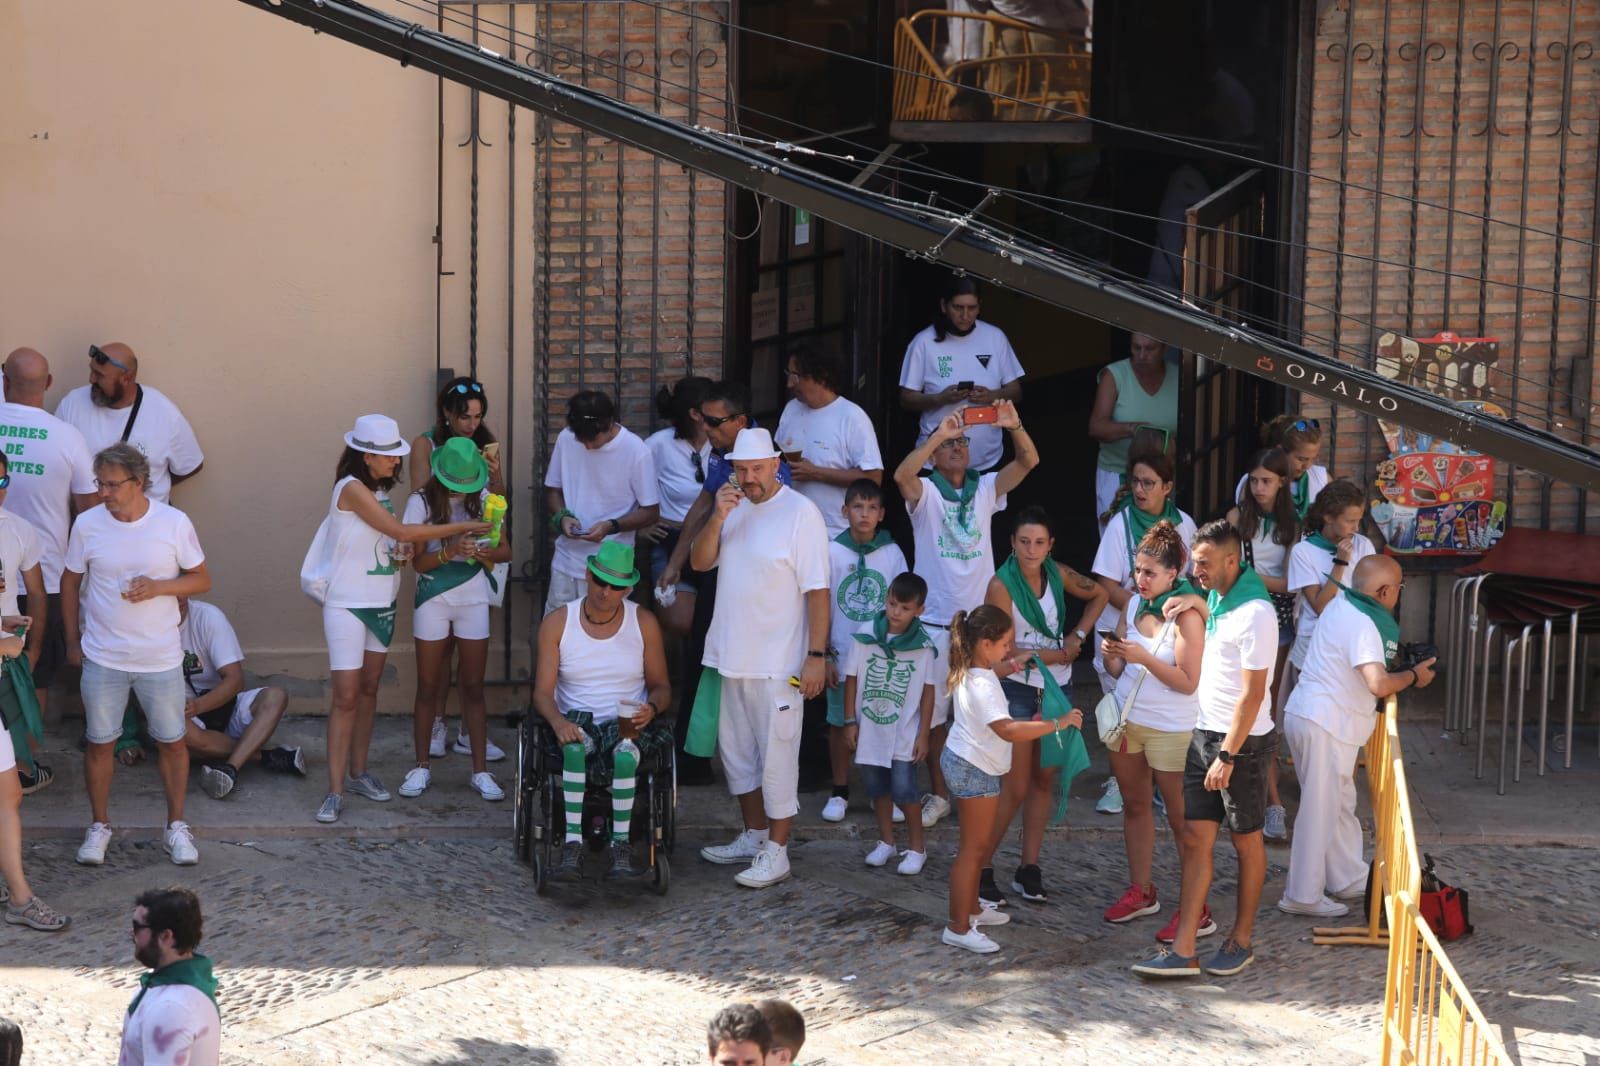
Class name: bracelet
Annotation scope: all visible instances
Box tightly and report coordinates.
[608,518,620,536]
[437,549,448,566]
[1408,668,1418,686]
[843,718,858,726]
[550,508,575,534]
[807,650,827,658]
[1333,557,1350,566]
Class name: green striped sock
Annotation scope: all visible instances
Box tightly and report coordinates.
[561,742,587,844]
[611,741,639,844]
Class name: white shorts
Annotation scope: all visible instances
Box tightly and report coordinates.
[1096,467,1121,530]
[323,606,388,672]
[544,571,585,615]
[0,725,14,773]
[192,687,264,740]
[716,676,802,820]
[925,625,952,728]
[414,598,491,641]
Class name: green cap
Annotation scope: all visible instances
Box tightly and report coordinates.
[430,436,489,494]
[586,541,639,587]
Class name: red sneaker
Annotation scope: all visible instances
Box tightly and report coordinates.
[1103,883,1160,923]
[1156,905,1218,944]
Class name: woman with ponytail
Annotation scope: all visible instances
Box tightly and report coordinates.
[940,605,1082,955]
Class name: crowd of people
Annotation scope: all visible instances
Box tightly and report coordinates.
[3,280,1435,997]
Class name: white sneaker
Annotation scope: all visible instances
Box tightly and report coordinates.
[1331,877,1368,901]
[76,822,113,866]
[864,840,897,867]
[454,732,507,762]
[470,771,505,801]
[1276,895,1349,918]
[921,794,952,828]
[700,828,768,865]
[892,805,906,824]
[820,795,849,822]
[164,821,199,866]
[1096,778,1123,814]
[398,767,432,798]
[972,903,1011,926]
[429,718,448,759]
[897,850,926,876]
[1263,804,1289,841]
[942,925,1000,953]
[734,843,791,888]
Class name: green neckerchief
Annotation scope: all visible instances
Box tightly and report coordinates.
[928,469,979,526]
[415,560,498,608]
[128,954,219,1017]
[1205,566,1271,635]
[852,612,936,659]
[1306,530,1338,553]
[1034,661,1090,824]
[348,603,397,647]
[996,555,1066,643]
[1135,578,1200,623]
[833,528,895,579]
[1336,581,1402,666]
[1121,496,1182,569]
[1292,473,1312,518]
[0,659,42,773]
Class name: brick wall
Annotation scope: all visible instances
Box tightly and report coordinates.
[1301,0,1600,531]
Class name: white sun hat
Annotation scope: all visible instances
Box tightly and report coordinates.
[726,427,782,462]
[343,414,411,456]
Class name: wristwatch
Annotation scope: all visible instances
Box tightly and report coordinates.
[1216,749,1235,765]
[807,650,827,659]
[1073,628,1088,642]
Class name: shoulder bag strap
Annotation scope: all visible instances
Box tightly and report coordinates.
[1120,618,1177,712]
[120,385,144,443]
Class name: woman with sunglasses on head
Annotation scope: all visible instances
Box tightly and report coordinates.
[1235,415,1329,522]
[410,377,507,761]
[313,416,487,824]
[641,376,714,640]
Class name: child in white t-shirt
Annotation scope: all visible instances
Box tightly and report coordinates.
[939,605,1082,955]
[843,573,934,875]
[1286,480,1375,672]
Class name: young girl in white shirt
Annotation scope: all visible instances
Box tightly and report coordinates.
[940,604,1082,955]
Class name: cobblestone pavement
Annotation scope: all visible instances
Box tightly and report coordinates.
[3,808,1596,1064]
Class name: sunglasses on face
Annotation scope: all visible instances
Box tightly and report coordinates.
[131,920,152,933]
[691,451,705,483]
[1293,418,1321,432]
[449,382,485,396]
[89,345,131,373]
[700,411,738,429]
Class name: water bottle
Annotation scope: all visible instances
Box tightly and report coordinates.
[580,730,597,757]
[616,736,641,763]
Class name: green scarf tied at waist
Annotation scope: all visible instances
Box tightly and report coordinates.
[1121,497,1183,569]
[1335,580,1402,667]
[1205,566,1272,635]
[1135,578,1200,623]
[348,603,397,647]
[0,657,43,774]
[128,954,219,1018]
[415,560,499,609]
[1034,657,1091,825]
[852,613,936,659]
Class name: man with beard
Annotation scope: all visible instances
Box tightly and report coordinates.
[120,887,219,1066]
[897,277,1025,473]
[55,343,203,506]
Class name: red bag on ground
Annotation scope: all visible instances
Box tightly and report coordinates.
[1419,854,1474,942]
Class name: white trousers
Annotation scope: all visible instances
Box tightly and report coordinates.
[717,676,801,820]
[1095,467,1120,529]
[1283,714,1369,905]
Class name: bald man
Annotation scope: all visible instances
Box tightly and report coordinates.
[54,343,203,505]
[1,348,99,742]
[1277,555,1435,918]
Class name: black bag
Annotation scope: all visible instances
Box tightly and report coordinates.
[1241,539,1296,632]
[0,1016,22,1066]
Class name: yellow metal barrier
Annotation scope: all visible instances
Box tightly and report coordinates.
[1311,697,1511,1065]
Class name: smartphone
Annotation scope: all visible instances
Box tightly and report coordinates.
[1096,629,1118,643]
[956,380,975,392]
[962,405,998,425]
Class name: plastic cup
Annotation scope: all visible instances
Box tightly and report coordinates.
[120,574,143,600]
[617,701,642,740]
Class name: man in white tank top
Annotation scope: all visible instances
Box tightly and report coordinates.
[532,543,672,881]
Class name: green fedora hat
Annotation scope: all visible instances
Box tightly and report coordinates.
[431,436,489,494]
[587,540,640,588]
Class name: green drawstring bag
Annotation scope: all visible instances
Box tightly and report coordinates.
[0,656,44,774]
[684,667,722,758]
[1032,654,1090,825]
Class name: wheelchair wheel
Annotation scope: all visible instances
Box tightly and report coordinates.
[651,852,670,896]
[532,772,558,896]
[512,720,530,863]
[664,747,678,854]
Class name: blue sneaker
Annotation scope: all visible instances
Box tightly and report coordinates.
[1203,938,1255,976]
[1131,948,1200,979]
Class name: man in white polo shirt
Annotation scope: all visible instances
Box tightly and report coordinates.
[1135,519,1277,980]
[691,428,830,890]
[1278,555,1435,918]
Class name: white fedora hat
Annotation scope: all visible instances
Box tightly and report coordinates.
[726,427,781,462]
[343,414,411,456]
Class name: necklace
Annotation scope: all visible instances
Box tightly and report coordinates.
[583,600,622,627]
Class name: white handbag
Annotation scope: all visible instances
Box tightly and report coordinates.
[1096,618,1176,746]
[299,515,336,605]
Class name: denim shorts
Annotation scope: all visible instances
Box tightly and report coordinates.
[860,760,920,806]
[82,660,186,745]
[939,747,1002,800]
[1001,678,1041,721]
[649,528,701,595]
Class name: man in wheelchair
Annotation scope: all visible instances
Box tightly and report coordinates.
[532,542,672,879]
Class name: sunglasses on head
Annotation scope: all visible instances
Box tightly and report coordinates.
[449,381,485,396]
[89,345,131,373]
[1292,418,1321,432]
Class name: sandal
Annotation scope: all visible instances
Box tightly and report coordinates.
[5,894,70,932]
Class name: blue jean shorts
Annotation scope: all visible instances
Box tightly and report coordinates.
[860,760,920,806]
[939,748,1002,800]
[82,660,186,745]
[1001,678,1041,721]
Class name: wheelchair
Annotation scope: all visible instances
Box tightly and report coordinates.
[512,713,677,895]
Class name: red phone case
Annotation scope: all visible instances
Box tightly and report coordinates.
[962,406,998,425]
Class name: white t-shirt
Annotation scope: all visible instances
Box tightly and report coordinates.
[1243,522,1290,580]
[1090,507,1197,634]
[0,510,43,619]
[907,471,1006,626]
[645,428,711,525]
[1006,568,1073,689]
[898,321,1025,471]
[774,396,884,535]
[402,492,495,606]
[55,384,203,505]
[0,401,96,592]
[702,484,830,680]
[1235,465,1330,516]
[1287,533,1376,667]
[64,501,205,672]
[322,478,403,610]
[119,983,221,1066]
[179,599,244,694]
[1285,593,1388,747]
[544,426,659,579]
[945,667,1013,776]
[1115,597,1201,733]
[845,639,933,766]
[827,537,908,653]
[1196,598,1278,735]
